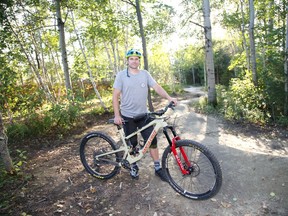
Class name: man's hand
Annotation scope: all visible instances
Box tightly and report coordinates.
[114,115,123,125]
[168,97,178,106]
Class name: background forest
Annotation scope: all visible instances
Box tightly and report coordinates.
[0,0,287,144]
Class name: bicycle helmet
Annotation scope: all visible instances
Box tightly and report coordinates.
[126,49,142,58]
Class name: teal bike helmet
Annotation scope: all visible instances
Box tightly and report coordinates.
[126,49,142,58]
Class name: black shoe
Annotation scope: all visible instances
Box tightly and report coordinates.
[155,168,168,182]
[130,165,139,179]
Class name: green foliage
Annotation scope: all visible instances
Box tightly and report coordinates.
[7,102,81,140]
[173,45,205,85]
[216,77,268,124]
[174,41,234,86]
[161,83,184,95]
[213,40,234,86]
[149,44,172,83]
[276,116,288,127]
[193,96,217,114]
[0,149,31,212]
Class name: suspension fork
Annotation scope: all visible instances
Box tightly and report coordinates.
[163,126,191,175]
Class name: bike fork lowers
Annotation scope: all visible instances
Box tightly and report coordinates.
[163,126,191,175]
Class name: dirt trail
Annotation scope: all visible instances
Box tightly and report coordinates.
[5,87,288,216]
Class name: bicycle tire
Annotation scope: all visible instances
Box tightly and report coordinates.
[80,131,121,179]
[162,139,222,200]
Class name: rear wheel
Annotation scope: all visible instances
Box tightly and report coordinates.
[80,132,121,179]
[162,140,222,200]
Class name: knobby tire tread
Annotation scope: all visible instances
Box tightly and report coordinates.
[79,131,121,179]
[162,139,222,200]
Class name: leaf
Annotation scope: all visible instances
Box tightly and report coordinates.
[90,186,97,193]
[16,161,23,166]
[221,201,232,208]
[270,192,275,197]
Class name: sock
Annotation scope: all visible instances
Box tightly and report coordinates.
[132,162,138,169]
[154,160,161,171]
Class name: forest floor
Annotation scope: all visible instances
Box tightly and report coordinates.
[1,87,288,216]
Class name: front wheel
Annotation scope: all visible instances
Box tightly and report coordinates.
[80,131,121,179]
[162,140,222,200]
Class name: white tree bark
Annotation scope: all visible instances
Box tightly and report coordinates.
[284,4,288,116]
[249,0,258,86]
[55,0,73,100]
[0,112,14,174]
[240,0,250,71]
[203,0,216,105]
[71,11,108,111]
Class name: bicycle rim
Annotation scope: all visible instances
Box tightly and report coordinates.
[162,140,222,200]
[80,132,121,179]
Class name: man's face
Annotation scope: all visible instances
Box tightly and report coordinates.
[127,56,140,69]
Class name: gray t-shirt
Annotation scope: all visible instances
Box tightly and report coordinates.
[113,69,157,118]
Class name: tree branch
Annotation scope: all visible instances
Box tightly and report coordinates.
[121,0,136,8]
[190,21,205,29]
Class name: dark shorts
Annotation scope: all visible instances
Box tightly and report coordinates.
[122,115,157,149]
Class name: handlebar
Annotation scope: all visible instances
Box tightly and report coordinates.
[151,101,175,116]
[108,102,175,125]
[133,101,175,121]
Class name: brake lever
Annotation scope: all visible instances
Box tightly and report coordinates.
[168,101,175,110]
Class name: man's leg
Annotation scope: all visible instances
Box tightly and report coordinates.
[149,148,159,161]
[149,148,167,182]
[122,115,139,179]
[141,118,167,182]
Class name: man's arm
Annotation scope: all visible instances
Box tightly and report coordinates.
[152,83,178,105]
[112,88,123,124]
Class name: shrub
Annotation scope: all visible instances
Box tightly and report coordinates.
[7,102,82,140]
[216,78,268,124]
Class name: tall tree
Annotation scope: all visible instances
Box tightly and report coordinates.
[203,0,216,105]
[70,11,108,111]
[55,0,73,100]
[249,0,258,86]
[0,111,14,174]
[285,3,288,116]
[240,0,250,71]
[122,0,153,110]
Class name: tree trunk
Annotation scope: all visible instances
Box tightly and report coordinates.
[71,11,108,111]
[7,19,55,102]
[284,3,288,116]
[55,0,73,100]
[249,0,258,86]
[203,0,216,105]
[135,0,153,111]
[110,39,119,74]
[192,67,195,84]
[240,0,250,71]
[103,40,114,75]
[0,112,14,174]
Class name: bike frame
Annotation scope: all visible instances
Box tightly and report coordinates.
[117,117,167,164]
[96,115,192,174]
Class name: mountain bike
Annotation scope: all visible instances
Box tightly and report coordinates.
[80,102,222,200]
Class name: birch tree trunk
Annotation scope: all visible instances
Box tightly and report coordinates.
[0,112,14,174]
[8,22,55,103]
[249,0,258,86]
[284,4,288,116]
[135,0,153,111]
[240,0,250,71]
[203,0,216,105]
[71,11,108,111]
[55,0,73,100]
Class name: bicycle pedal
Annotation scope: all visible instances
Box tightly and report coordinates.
[129,147,139,155]
[121,159,131,170]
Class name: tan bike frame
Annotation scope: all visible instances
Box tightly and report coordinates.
[96,117,168,166]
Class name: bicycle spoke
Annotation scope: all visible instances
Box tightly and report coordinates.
[80,132,121,179]
[163,140,222,200]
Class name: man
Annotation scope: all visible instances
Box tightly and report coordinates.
[112,49,177,181]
